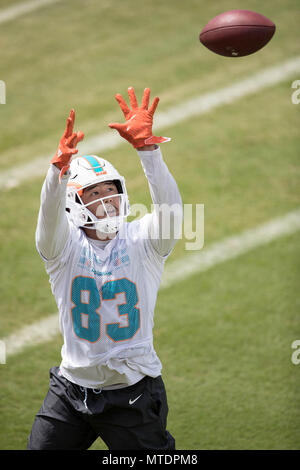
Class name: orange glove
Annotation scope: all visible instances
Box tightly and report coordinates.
[108,87,170,148]
[51,109,84,182]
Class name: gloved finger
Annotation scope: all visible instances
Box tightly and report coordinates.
[67,131,85,148]
[62,118,72,139]
[76,131,85,143]
[141,88,150,109]
[127,87,138,109]
[63,109,75,138]
[66,132,78,148]
[108,122,133,144]
[108,122,126,132]
[115,94,130,118]
[148,97,160,116]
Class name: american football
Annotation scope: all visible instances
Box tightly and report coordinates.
[199,10,276,57]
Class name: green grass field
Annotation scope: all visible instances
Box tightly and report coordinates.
[0,0,299,450]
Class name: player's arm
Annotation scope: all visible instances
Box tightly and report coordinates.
[137,145,183,256]
[36,110,84,260]
[109,87,183,256]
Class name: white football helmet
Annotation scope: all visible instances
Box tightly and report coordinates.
[66,155,130,234]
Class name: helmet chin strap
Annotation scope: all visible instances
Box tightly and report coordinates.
[94,228,118,241]
[95,218,121,234]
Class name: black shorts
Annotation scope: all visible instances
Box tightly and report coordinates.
[27,367,175,450]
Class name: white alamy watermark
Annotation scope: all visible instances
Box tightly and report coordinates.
[291,80,300,104]
[95,202,204,251]
[0,80,6,104]
[291,340,300,365]
[0,340,6,364]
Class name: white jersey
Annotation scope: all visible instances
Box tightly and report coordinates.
[36,147,182,389]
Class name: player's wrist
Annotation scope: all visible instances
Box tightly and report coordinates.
[137,144,158,151]
[52,161,64,170]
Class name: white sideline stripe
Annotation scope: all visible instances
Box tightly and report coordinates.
[4,314,60,358]
[0,0,61,24]
[161,208,300,288]
[3,207,300,358]
[1,56,300,190]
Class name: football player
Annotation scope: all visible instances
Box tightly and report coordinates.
[28,87,183,450]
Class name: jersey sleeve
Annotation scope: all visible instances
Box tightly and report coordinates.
[35,164,70,261]
[137,146,183,258]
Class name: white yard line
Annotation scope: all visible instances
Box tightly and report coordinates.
[161,207,300,288]
[4,314,60,358]
[1,56,300,190]
[3,207,300,358]
[0,0,61,24]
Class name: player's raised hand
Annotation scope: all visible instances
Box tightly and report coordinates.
[108,87,170,149]
[51,109,84,181]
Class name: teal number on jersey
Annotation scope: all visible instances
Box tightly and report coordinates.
[102,278,140,341]
[71,276,140,343]
[71,276,101,342]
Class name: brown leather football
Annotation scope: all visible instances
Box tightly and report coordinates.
[199,10,276,57]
